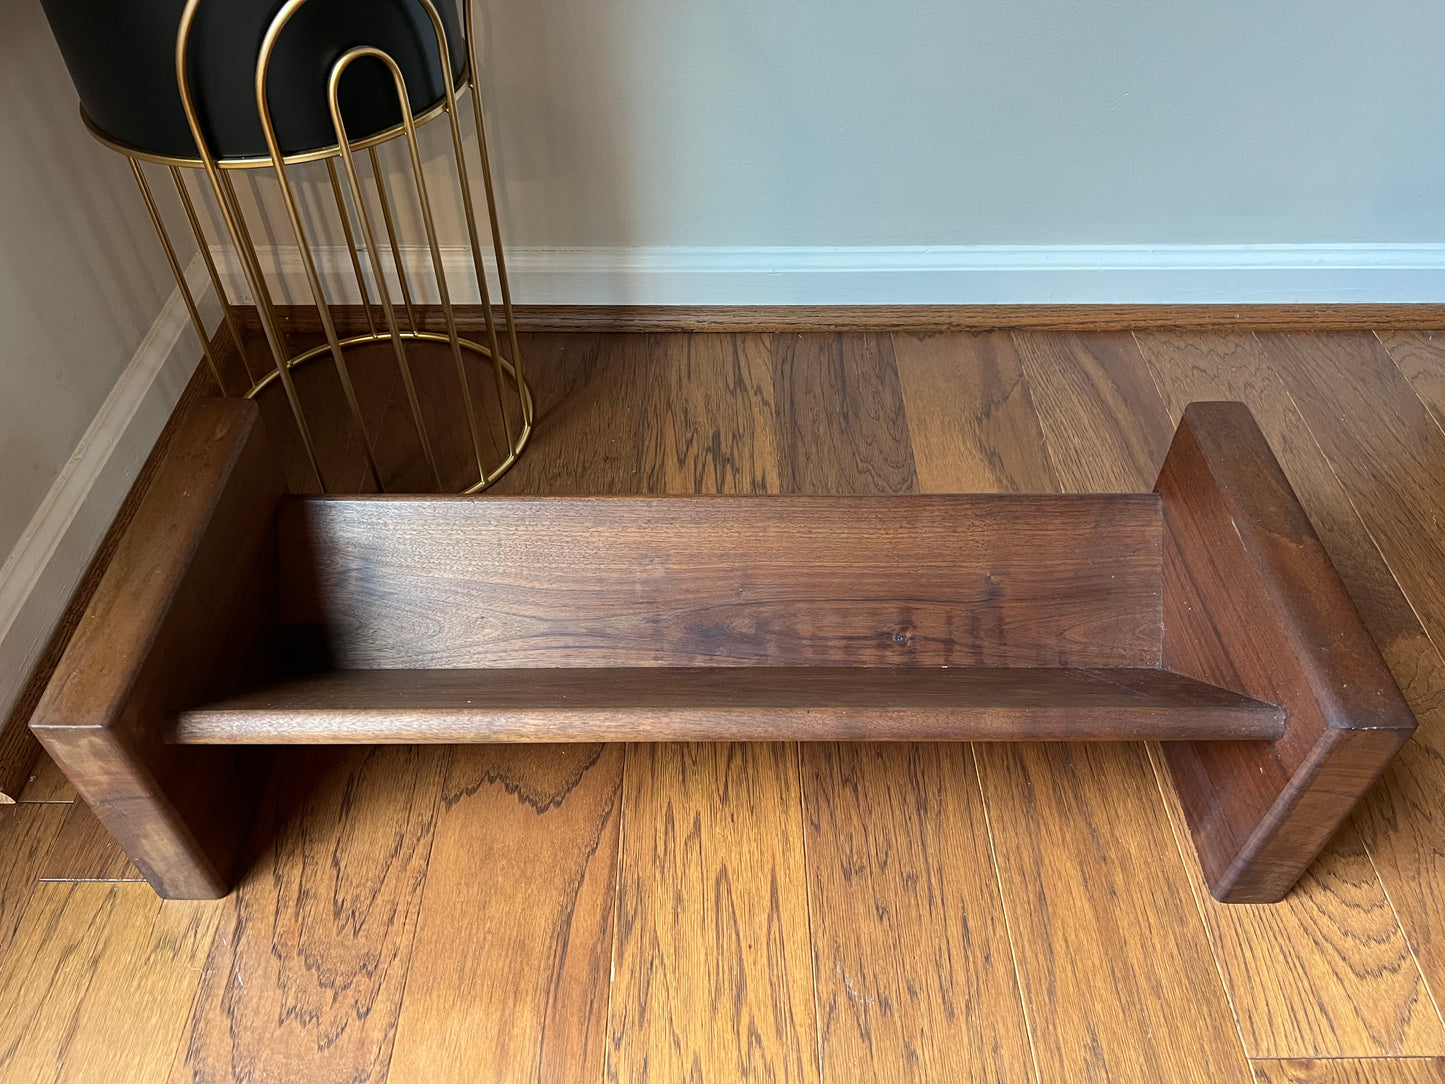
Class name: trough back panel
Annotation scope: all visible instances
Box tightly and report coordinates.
[277,494,1164,669]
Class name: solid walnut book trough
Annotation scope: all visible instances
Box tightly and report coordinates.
[31,397,1416,904]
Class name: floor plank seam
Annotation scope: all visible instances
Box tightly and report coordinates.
[793,740,826,1084]
[1355,817,1445,1039]
[373,747,451,1084]
[1374,329,1445,445]
[967,743,1042,1084]
[1142,740,1257,1063]
[600,741,629,1084]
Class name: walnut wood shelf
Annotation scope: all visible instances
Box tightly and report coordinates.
[174,666,1285,745]
[30,399,1416,905]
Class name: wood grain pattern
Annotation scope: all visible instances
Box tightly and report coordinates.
[1251,1058,1445,1084]
[174,666,1284,744]
[1258,330,1445,1015]
[785,329,1038,1082]
[992,329,1253,1080]
[1378,330,1445,436]
[978,741,1254,1081]
[1137,328,1445,1056]
[16,753,74,803]
[169,746,444,1084]
[30,398,282,899]
[1011,330,1177,494]
[0,803,66,961]
[804,743,1034,1082]
[1259,333,1445,661]
[893,330,1058,494]
[773,331,918,496]
[606,742,818,1083]
[0,882,219,1083]
[280,493,1164,671]
[603,332,822,1083]
[488,333,662,497]
[1154,402,1415,902]
[388,745,623,1083]
[661,334,780,494]
[252,304,1445,336]
[39,799,143,882]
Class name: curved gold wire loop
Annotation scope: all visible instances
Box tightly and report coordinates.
[255,0,384,492]
[245,329,533,494]
[327,47,444,490]
[175,0,327,492]
[164,0,529,495]
[328,43,489,486]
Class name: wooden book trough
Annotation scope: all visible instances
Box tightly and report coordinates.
[31,398,1416,904]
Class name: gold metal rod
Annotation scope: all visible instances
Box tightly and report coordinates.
[337,45,489,485]
[169,165,254,385]
[217,171,287,353]
[326,158,377,338]
[369,146,418,332]
[463,3,529,426]
[130,157,227,394]
[255,0,384,492]
[175,0,326,491]
[327,53,444,491]
[414,0,512,448]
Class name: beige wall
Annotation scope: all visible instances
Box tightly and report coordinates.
[0,0,180,563]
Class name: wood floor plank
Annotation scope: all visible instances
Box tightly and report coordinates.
[0,882,219,1083]
[773,331,918,495]
[490,333,662,496]
[1257,331,1445,1005]
[794,330,1033,1082]
[39,799,143,882]
[1251,1057,1445,1084]
[387,745,624,1083]
[661,333,780,494]
[1009,330,1175,493]
[606,741,818,1083]
[607,332,820,1082]
[991,329,1253,1081]
[803,743,1034,1083]
[168,747,445,1084]
[1259,332,1445,656]
[0,803,67,963]
[15,753,75,803]
[1378,330,1445,437]
[893,330,1057,494]
[1134,329,1445,1058]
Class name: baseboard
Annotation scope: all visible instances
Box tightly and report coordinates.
[0,256,217,747]
[215,242,1445,307]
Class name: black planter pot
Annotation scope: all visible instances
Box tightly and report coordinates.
[41,0,466,161]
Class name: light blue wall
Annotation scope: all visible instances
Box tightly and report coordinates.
[476,0,1445,247]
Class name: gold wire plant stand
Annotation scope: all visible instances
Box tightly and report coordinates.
[81,0,531,495]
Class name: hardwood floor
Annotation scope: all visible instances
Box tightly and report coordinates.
[4,326,1445,1082]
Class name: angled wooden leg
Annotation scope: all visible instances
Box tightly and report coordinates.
[1156,402,1416,903]
[30,399,282,899]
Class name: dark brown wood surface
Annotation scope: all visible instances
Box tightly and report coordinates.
[28,399,282,899]
[279,493,1164,670]
[173,665,1284,744]
[1155,402,1416,902]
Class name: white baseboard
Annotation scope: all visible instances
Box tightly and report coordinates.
[215,242,1445,307]
[0,256,216,735]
